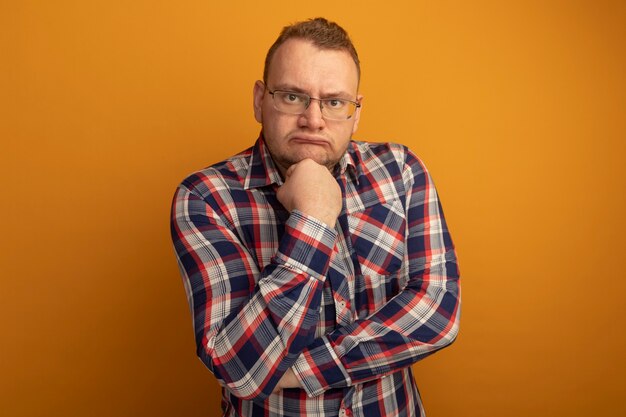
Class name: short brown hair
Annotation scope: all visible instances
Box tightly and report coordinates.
[263,17,360,84]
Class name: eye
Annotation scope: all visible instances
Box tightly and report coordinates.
[279,92,305,104]
[326,99,346,108]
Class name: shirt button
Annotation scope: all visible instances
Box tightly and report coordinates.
[339,408,346,417]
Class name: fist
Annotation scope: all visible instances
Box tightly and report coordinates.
[276,159,342,226]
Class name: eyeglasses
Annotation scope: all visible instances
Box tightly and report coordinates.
[267,89,361,120]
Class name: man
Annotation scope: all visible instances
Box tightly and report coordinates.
[171,17,460,417]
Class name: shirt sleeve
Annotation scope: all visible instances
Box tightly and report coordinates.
[170,181,337,400]
[291,148,461,397]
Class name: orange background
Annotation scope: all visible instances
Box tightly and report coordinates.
[1,1,625,416]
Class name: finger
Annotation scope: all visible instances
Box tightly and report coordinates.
[285,163,297,178]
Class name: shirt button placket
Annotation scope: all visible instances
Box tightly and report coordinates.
[336,297,352,325]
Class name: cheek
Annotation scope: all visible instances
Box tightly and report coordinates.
[334,127,355,155]
[335,124,355,145]
[266,111,296,132]
[262,116,283,138]
[262,113,294,148]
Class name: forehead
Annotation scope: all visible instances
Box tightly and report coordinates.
[267,39,359,95]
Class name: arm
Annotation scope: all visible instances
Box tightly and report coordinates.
[170,160,340,400]
[290,148,461,396]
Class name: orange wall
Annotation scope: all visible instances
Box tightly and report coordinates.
[2,1,625,416]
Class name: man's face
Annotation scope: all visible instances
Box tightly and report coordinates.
[253,39,362,176]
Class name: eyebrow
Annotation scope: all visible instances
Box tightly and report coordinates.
[272,84,355,99]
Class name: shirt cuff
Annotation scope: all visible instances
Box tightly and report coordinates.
[274,210,338,280]
[292,336,351,397]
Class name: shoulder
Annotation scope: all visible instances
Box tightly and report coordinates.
[178,147,253,198]
[350,140,427,176]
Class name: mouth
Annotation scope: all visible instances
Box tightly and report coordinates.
[288,135,330,146]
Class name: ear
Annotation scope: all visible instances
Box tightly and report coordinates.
[351,94,364,134]
[253,80,265,123]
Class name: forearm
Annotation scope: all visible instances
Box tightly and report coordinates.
[201,273,322,392]
[172,187,337,399]
[292,253,460,396]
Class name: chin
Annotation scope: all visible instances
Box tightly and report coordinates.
[294,153,336,168]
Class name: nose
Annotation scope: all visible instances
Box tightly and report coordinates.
[298,98,326,130]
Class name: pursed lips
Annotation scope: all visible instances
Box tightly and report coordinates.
[288,135,330,146]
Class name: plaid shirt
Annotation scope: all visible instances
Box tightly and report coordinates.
[171,136,460,417]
